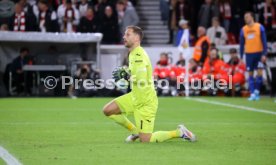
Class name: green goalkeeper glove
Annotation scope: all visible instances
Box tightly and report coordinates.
[112,66,130,82]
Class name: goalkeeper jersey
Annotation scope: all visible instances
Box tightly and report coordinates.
[129,46,157,107]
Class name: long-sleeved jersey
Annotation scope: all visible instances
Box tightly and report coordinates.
[128,46,157,107]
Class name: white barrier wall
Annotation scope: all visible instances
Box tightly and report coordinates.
[0,32,103,72]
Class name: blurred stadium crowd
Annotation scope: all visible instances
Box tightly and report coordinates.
[0,0,275,45]
[0,0,139,44]
[153,48,246,97]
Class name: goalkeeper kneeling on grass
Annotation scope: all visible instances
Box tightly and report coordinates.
[102,25,196,143]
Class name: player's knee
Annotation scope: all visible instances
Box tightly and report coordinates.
[102,102,121,116]
[102,104,112,116]
[139,134,151,143]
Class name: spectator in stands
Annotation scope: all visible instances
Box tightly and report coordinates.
[175,0,191,28]
[57,0,69,19]
[20,0,39,27]
[171,53,185,79]
[96,0,114,20]
[176,19,190,56]
[58,0,80,32]
[227,48,246,92]
[170,56,203,96]
[202,47,229,95]
[27,0,37,6]
[193,26,211,66]
[231,0,252,42]
[11,47,33,95]
[116,0,139,40]
[240,12,267,101]
[160,0,170,24]
[18,0,36,17]
[122,0,132,8]
[198,0,219,29]
[188,58,203,95]
[169,53,185,96]
[218,0,232,32]
[8,3,38,31]
[78,0,91,17]
[0,24,9,31]
[168,0,178,44]
[210,43,224,60]
[207,17,227,46]
[258,0,276,32]
[47,0,60,11]
[154,52,173,96]
[0,0,15,25]
[185,0,201,36]
[36,0,59,32]
[154,52,171,80]
[78,7,98,32]
[176,53,185,66]
[99,6,119,44]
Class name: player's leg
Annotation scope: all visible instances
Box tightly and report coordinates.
[250,54,264,100]
[149,124,196,143]
[254,56,265,100]
[255,68,263,100]
[246,54,257,101]
[247,71,255,97]
[134,103,195,143]
[103,100,121,116]
[103,93,138,135]
[136,117,182,143]
[138,124,196,143]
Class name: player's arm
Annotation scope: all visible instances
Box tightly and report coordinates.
[239,29,245,59]
[260,25,267,56]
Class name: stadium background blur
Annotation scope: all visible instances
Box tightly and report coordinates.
[0,0,276,98]
[1,1,276,165]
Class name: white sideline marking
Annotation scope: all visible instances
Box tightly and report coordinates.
[189,98,276,116]
[0,146,22,165]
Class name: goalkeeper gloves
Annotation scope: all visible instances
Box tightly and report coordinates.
[112,66,130,82]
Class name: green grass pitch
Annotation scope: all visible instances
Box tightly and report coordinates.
[0,97,276,165]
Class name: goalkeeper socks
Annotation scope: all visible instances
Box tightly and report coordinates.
[150,130,181,143]
[255,76,263,91]
[248,76,255,94]
[108,115,138,134]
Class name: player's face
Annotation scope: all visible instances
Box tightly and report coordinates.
[244,14,253,25]
[123,29,137,48]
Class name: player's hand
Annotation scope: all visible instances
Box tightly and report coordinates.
[261,55,266,63]
[112,67,130,82]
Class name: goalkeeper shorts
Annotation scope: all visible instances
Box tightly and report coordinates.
[115,92,158,133]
